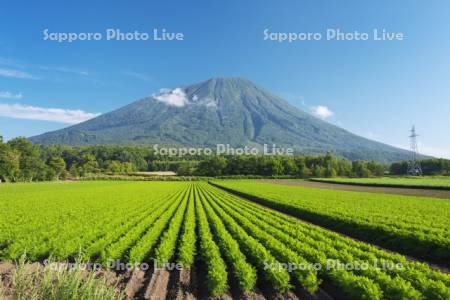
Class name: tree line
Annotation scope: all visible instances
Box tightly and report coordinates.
[389,159,450,176]
[0,136,448,182]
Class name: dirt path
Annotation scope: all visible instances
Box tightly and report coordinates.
[262,179,450,199]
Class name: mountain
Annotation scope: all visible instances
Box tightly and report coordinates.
[29,77,412,162]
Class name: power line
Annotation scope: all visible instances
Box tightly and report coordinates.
[407,125,422,176]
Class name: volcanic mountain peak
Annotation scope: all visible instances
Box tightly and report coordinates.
[29,77,412,162]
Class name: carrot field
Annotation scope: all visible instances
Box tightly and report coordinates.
[311,176,450,189]
[213,180,450,267]
[1,181,449,300]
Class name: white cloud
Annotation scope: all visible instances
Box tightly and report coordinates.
[123,71,152,83]
[0,103,100,124]
[0,57,20,66]
[206,101,218,108]
[199,96,218,108]
[0,91,23,99]
[190,94,218,108]
[311,105,334,120]
[0,68,39,80]
[153,88,189,107]
[39,66,89,76]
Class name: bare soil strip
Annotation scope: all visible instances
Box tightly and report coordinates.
[174,268,196,300]
[125,269,147,299]
[262,179,450,199]
[144,269,170,300]
[294,284,335,300]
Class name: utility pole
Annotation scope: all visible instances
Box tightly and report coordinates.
[407,125,422,176]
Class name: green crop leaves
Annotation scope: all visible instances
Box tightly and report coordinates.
[177,187,197,268]
[1,180,449,299]
[197,187,257,292]
[194,187,228,296]
[155,185,190,267]
[213,180,450,266]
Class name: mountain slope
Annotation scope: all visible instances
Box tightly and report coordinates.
[29,77,411,162]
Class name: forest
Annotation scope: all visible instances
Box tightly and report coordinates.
[0,136,448,182]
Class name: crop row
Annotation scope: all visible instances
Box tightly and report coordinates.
[197,183,450,299]
[212,180,450,266]
[0,181,190,261]
[1,181,449,299]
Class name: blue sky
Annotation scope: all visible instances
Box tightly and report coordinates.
[1,0,449,158]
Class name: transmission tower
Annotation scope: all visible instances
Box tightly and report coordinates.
[407,125,422,176]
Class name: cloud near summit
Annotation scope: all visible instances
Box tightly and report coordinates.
[153,88,189,107]
[311,105,334,120]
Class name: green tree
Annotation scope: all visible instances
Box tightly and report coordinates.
[324,166,337,178]
[121,162,136,174]
[367,161,384,176]
[300,165,311,178]
[0,144,20,182]
[105,160,123,173]
[78,154,100,176]
[352,161,371,177]
[8,137,46,181]
[69,164,79,178]
[197,156,227,176]
[176,161,196,176]
[48,157,66,180]
[282,158,298,176]
[312,165,325,177]
[270,158,284,176]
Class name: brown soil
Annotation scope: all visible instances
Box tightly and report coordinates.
[294,285,334,300]
[0,262,14,299]
[242,291,266,300]
[144,269,171,300]
[0,262,14,276]
[262,179,450,199]
[280,291,299,300]
[125,268,147,300]
[174,268,197,300]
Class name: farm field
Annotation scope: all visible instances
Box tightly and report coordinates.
[0,181,191,261]
[261,179,450,199]
[212,180,450,267]
[311,176,450,189]
[0,181,449,300]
